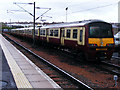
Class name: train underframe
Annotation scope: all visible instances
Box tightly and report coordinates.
[86,48,114,61]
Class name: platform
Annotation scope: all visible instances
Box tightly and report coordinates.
[0,44,17,89]
[0,34,61,89]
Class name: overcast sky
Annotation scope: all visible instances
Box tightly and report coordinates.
[0,0,119,23]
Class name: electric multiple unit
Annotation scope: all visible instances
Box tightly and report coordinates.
[9,19,115,61]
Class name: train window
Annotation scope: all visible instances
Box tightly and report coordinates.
[66,29,71,38]
[50,30,53,36]
[27,30,29,34]
[89,27,99,37]
[31,30,32,35]
[80,30,83,42]
[24,30,26,34]
[54,30,58,37]
[29,30,32,35]
[35,30,38,35]
[43,30,45,35]
[28,30,30,34]
[89,23,113,38]
[73,29,77,39]
[26,30,28,34]
[40,30,45,35]
[40,30,42,35]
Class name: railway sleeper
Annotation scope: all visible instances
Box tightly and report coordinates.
[47,73,60,75]
[60,84,78,88]
[55,81,69,84]
[53,78,68,82]
[40,67,53,70]
[49,76,60,78]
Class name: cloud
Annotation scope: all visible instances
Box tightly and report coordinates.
[0,0,119,22]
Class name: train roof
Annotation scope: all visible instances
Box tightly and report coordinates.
[11,27,38,31]
[41,19,107,29]
[11,19,110,31]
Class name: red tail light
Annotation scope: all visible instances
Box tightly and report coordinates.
[106,44,114,46]
[89,44,97,46]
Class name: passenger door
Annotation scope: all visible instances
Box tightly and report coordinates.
[78,27,85,45]
[61,28,65,45]
[46,29,49,42]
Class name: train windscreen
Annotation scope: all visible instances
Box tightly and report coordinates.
[89,22,113,38]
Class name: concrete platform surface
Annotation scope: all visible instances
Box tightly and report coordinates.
[0,34,61,89]
[0,45,17,89]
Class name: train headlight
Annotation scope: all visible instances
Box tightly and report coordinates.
[89,44,97,47]
[106,44,114,46]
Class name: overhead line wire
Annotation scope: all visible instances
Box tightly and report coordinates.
[70,3,117,14]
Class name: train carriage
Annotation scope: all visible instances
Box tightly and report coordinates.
[86,21,114,60]
[40,19,114,61]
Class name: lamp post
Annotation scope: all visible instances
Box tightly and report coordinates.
[65,7,68,22]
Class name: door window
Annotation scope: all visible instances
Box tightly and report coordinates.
[73,29,77,39]
[50,30,53,36]
[66,29,71,38]
[80,30,83,42]
[54,30,58,37]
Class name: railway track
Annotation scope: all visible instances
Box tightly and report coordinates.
[100,61,120,76]
[112,56,120,60]
[3,35,93,89]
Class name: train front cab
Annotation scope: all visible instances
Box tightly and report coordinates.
[86,22,114,61]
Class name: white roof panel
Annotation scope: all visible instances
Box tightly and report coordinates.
[41,19,104,29]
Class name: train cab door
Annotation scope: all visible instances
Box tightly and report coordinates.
[61,28,65,46]
[78,27,85,45]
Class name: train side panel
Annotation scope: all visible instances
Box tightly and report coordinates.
[47,28,61,45]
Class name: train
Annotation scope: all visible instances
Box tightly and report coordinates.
[114,31,120,51]
[4,19,115,61]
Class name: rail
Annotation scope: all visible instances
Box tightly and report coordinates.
[101,61,120,76]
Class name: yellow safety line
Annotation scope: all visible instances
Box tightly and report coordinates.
[0,35,32,88]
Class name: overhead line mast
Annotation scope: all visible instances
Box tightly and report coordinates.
[13,2,51,46]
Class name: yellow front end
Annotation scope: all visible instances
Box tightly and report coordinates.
[89,38,114,47]
[87,38,114,60]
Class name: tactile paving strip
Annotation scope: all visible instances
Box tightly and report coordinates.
[0,35,32,88]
